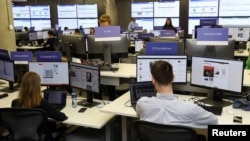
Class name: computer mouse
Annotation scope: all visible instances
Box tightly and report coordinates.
[78,108,87,113]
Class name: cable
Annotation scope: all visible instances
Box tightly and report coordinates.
[124,100,132,107]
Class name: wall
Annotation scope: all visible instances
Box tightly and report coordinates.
[13,0,189,36]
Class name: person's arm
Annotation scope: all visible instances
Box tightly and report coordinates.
[40,99,68,121]
[192,105,218,126]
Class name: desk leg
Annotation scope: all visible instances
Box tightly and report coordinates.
[105,123,111,141]
[121,116,127,141]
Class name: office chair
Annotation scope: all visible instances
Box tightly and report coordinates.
[0,108,48,141]
[133,120,198,141]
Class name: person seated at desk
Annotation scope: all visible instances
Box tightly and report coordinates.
[24,26,29,32]
[11,72,68,141]
[136,61,218,140]
[42,30,59,51]
[74,28,81,35]
[138,39,147,55]
[90,27,95,35]
[162,17,177,33]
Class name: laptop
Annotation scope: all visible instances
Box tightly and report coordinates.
[43,89,67,111]
[130,81,156,110]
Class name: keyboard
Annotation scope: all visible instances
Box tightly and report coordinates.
[100,66,119,72]
[199,105,223,115]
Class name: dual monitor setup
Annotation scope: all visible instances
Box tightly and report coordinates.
[136,55,244,107]
[61,34,129,66]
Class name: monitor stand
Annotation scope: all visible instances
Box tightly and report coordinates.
[77,92,100,108]
[199,89,232,107]
[204,46,215,58]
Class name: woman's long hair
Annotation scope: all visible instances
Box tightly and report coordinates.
[18,72,42,108]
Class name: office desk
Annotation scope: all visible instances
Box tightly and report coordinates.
[17,45,44,50]
[100,63,136,86]
[234,50,249,57]
[101,92,250,141]
[0,91,115,141]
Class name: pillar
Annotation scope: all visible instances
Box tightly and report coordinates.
[106,0,118,25]
[0,0,16,53]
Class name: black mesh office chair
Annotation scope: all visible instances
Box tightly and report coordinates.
[0,108,48,141]
[134,120,198,141]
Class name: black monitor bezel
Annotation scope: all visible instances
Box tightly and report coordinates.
[0,59,15,82]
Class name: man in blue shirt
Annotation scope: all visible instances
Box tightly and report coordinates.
[127,17,138,31]
[136,61,218,129]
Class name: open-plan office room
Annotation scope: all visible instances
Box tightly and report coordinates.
[1,0,250,141]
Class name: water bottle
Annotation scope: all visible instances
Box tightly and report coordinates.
[71,90,77,108]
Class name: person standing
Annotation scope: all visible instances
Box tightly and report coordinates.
[163,17,177,33]
[127,17,138,31]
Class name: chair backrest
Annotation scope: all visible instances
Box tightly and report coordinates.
[0,108,48,141]
[134,120,197,141]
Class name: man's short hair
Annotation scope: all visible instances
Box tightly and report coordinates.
[48,30,54,36]
[99,14,111,24]
[151,60,173,85]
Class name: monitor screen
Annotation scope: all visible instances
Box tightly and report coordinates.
[218,17,250,26]
[149,37,185,55]
[190,56,244,106]
[77,4,98,18]
[28,62,69,86]
[86,34,129,64]
[135,39,144,52]
[69,62,100,93]
[185,39,235,62]
[28,32,38,41]
[153,18,179,27]
[131,2,154,17]
[12,6,30,19]
[36,30,49,39]
[31,19,51,30]
[0,60,15,82]
[57,5,77,18]
[219,0,250,16]
[153,1,180,17]
[58,19,78,30]
[136,18,154,32]
[30,5,50,19]
[61,35,87,59]
[225,26,250,42]
[14,19,31,28]
[77,18,98,28]
[188,0,218,17]
[137,55,187,83]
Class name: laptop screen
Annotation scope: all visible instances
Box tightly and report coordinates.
[43,90,67,105]
[130,81,156,105]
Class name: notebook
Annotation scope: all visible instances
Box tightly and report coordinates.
[43,89,67,111]
[129,81,156,109]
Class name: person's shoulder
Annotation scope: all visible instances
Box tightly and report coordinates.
[11,99,19,107]
[137,96,155,105]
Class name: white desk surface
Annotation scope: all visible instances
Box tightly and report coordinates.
[101,92,250,125]
[234,50,249,57]
[17,46,44,50]
[0,91,115,129]
[100,63,136,78]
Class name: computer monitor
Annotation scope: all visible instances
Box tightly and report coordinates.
[61,34,87,60]
[185,39,235,63]
[191,56,244,107]
[15,32,29,45]
[0,60,15,82]
[86,34,129,64]
[28,62,69,86]
[69,62,100,107]
[149,37,185,55]
[137,55,187,84]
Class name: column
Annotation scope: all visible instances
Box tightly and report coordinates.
[0,0,16,52]
[106,0,118,25]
